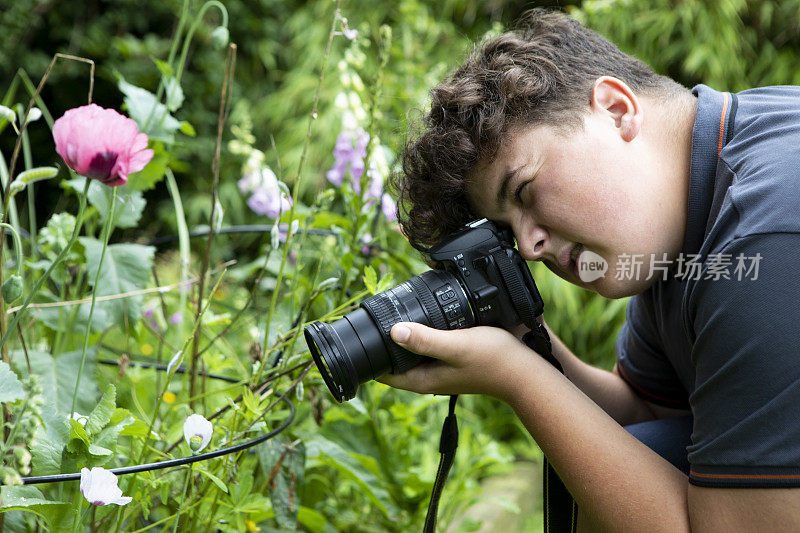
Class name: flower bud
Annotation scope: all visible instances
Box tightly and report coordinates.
[211,26,230,50]
[189,435,204,452]
[2,275,23,304]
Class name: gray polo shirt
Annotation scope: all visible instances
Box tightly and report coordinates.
[616,84,800,488]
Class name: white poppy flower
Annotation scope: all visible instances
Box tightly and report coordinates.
[80,467,132,506]
[183,414,213,453]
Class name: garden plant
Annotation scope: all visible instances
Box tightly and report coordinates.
[2,0,800,531]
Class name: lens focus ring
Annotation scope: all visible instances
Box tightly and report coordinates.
[408,274,448,331]
[361,293,423,373]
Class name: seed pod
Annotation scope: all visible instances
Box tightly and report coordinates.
[211,26,229,50]
[2,275,23,304]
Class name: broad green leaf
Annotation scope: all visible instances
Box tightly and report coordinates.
[33,300,111,335]
[85,384,116,436]
[11,349,98,420]
[79,239,155,326]
[257,435,305,530]
[30,420,68,475]
[0,486,71,533]
[0,361,24,402]
[65,178,146,229]
[117,75,181,142]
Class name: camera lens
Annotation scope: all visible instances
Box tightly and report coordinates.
[305,270,473,402]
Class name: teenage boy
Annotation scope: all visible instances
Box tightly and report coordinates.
[380,9,800,531]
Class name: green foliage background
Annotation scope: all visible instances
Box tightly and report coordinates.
[2,0,800,531]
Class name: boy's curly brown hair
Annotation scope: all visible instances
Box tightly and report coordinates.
[393,8,686,253]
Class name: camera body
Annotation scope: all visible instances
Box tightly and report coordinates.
[304,219,545,402]
[428,218,543,330]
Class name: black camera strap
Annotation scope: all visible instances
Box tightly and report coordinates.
[423,394,459,533]
[423,321,561,532]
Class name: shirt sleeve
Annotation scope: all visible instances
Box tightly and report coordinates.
[685,231,800,487]
[616,290,690,409]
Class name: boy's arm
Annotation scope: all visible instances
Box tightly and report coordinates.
[544,322,689,425]
[379,322,800,532]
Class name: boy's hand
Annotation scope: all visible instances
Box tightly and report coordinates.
[377,321,541,402]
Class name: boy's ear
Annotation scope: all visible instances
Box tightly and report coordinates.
[590,76,642,142]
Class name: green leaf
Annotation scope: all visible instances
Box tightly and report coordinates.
[117,75,181,142]
[164,77,184,112]
[197,466,229,493]
[363,265,377,294]
[11,349,98,420]
[65,178,146,229]
[79,239,155,326]
[178,121,196,137]
[152,58,173,79]
[68,418,90,449]
[30,420,68,475]
[119,418,150,437]
[0,361,24,402]
[257,435,305,530]
[85,384,116,436]
[0,486,71,533]
[375,273,395,293]
[304,434,400,518]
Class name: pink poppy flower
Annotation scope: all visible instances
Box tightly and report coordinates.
[52,104,154,187]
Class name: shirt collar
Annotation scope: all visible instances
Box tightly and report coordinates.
[683,84,728,256]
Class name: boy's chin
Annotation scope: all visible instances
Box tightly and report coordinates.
[591,276,660,299]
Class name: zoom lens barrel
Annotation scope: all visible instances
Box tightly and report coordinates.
[304,270,473,402]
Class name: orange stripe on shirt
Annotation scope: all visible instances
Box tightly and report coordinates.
[691,470,800,480]
[717,92,729,157]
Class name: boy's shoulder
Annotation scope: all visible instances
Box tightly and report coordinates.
[715,85,800,239]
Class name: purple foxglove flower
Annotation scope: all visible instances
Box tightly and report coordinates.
[238,167,277,195]
[382,193,397,222]
[355,130,369,157]
[247,187,292,218]
[350,157,365,182]
[80,467,132,506]
[333,131,355,160]
[326,160,347,186]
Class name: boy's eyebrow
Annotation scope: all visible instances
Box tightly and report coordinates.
[495,165,523,210]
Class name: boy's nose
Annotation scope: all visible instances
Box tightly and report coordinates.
[516,225,550,262]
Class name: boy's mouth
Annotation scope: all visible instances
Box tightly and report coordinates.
[569,243,583,276]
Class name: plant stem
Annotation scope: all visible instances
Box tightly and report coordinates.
[71,186,117,416]
[165,170,189,350]
[257,0,341,384]
[188,42,236,403]
[172,466,192,533]
[0,178,91,352]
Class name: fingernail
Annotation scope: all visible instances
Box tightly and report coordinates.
[391,324,411,344]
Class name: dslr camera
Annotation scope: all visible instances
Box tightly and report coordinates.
[304,219,546,402]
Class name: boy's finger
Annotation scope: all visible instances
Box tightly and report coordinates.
[390,321,470,362]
